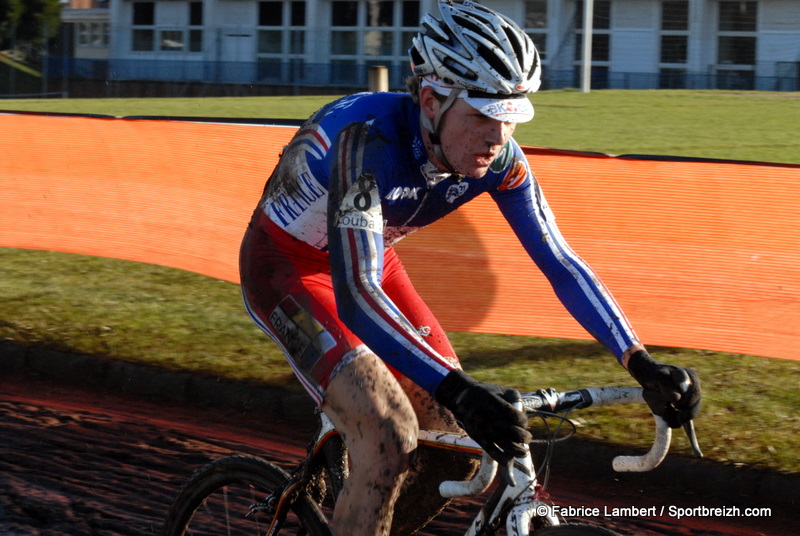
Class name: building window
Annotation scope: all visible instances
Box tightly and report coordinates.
[367,1,394,26]
[718,0,757,65]
[291,1,306,26]
[332,1,359,26]
[524,0,547,61]
[402,0,419,26]
[661,35,687,64]
[328,1,420,69]
[575,1,611,62]
[190,2,203,26]
[332,31,358,54]
[716,1,757,89]
[260,1,284,26]
[659,1,688,88]
[189,1,203,52]
[259,31,282,54]
[131,1,202,54]
[256,0,419,86]
[132,29,154,51]
[660,1,688,64]
[576,0,610,30]
[718,36,756,65]
[78,21,110,47]
[160,30,184,51]
[132,2,155,51]
[719,1,757,31]
[133,2,155,26]
[188,29,203,53]
[257,0,308,82]
[662,0,688,31]
[365,1,394,55]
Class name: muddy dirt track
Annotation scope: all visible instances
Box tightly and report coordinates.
[0,372,795,536]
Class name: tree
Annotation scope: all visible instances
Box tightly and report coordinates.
[0,0,61,52]
[0,0,24,49]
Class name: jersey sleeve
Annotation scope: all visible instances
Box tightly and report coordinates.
[326,121,455,393]
[490,144,640,362]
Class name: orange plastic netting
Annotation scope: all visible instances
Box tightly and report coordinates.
[2,112,798,360]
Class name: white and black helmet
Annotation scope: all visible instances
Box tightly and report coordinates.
[410,0,541,97]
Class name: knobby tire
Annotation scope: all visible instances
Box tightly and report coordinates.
[161,454,331,536]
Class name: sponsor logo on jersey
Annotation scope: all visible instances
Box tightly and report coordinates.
[269,296,337,368]
[385,186,422,201]
[498,161,528,191]
[412,136,425,159]
[269,171,326,226]
[326,93,365,114]
[445,182,469,203]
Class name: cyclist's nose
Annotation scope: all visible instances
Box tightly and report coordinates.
[486,121,515,146]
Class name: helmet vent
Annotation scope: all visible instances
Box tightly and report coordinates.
[473,40,511,81]
[504,26,524,67]
[408,0,541,96]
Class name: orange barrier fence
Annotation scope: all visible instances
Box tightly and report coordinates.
[2,112,798,361]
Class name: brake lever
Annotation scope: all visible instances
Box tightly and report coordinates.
[499,460,516,488]
[683,420,703,458]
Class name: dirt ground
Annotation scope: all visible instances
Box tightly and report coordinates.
[0,371,795,536]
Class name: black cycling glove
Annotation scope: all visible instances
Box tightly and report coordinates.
[435,369,531,466]
[627,350,702,428]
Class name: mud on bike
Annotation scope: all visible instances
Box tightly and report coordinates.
[161,385,702,536]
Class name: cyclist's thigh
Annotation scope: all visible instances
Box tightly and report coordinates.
[240,225,365,403]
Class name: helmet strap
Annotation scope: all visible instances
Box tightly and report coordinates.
[420,86,464,179]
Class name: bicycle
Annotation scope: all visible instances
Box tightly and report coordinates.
[161,385,702,536]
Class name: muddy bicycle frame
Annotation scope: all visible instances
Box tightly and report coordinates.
[260,385,702,536]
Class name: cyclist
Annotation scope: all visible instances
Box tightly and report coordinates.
[240,1,701,535]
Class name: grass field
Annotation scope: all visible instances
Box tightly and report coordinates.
[2,89,799,164]
[1,90,799,474]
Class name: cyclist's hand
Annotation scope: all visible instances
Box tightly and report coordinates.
[627,350,702,428]
[435,369,531,466]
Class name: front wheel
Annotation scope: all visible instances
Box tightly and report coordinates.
[535,522,622,535]
[162,455,331,536]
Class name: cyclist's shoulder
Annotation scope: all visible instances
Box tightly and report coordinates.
[313,92,415,129]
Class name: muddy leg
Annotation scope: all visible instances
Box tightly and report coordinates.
[389,373,478,536]
[322,352,418,536]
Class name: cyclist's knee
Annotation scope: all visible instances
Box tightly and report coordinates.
[323,352,419,470]
[349,397,419,478]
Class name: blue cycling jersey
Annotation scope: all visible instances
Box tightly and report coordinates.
[257,91,639,394]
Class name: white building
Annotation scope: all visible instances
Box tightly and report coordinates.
[78,0,800,90]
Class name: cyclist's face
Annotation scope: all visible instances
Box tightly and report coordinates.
[422,89,516,178]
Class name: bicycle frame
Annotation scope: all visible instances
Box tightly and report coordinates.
[272,385,697,536]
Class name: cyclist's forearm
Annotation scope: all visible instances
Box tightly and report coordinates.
[496,183,641,362]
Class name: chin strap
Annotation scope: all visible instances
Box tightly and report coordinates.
[420,87,464,180]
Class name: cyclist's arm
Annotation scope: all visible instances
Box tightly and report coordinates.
[491,150,641,363]
[326,122,454,393]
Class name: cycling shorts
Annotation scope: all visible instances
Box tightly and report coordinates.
[240,213,457,405]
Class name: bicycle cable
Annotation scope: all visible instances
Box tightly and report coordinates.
[527,409,577,492]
